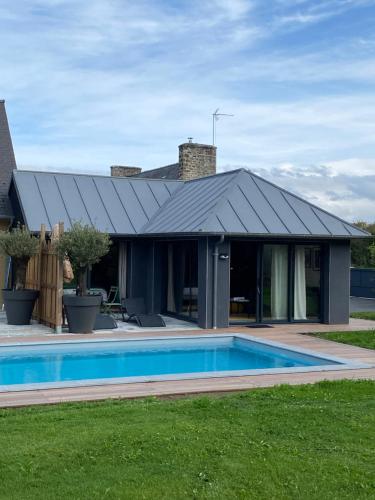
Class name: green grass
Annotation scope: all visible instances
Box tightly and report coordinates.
[351,311,375,321]
[1,381,375,499]
[313,330,375,350]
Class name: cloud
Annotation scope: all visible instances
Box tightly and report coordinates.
[243,162,375,222]
[0,0,375,222]
[210,0,253,20]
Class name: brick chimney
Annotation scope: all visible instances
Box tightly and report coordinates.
[178,142,216,181]
[110,165,142,177]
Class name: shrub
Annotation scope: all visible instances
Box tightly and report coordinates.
[56,222,111,295]
[0,225,39,290]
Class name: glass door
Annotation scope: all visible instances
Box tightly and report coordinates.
[229,242,258,323]
[166,241,198,320]
[293,245,321,321]
[229,242,323,324]
[262,244,289,322]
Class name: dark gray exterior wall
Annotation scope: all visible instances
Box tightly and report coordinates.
[197,237,230,329]
[125,236,230,326]
[325,240,351,324]
[124,236,351,326]
[197,237,352,327]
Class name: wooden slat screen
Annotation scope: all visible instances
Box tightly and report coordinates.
[25,223,64,332]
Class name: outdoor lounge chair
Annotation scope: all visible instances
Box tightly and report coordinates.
[101,286,122,315]
[121,297,166,327]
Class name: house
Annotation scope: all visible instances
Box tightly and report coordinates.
[0,101,17,303]
[1,100,370,328]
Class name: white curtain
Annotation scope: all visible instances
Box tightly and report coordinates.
[270,245,288,320]
[118,241,127,299]
[167,244,176,312]
[294,246,307,320]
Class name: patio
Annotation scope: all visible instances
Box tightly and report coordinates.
[0,311,199,337]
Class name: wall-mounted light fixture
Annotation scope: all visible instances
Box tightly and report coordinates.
[219,253,229,260]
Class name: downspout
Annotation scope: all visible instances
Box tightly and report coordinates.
[212,235,224,329]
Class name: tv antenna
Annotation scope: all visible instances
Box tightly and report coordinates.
[212,108,234,145]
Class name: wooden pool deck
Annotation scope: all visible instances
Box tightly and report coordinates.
[0,320,374,408]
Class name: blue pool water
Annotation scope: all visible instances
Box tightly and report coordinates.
[0,336,340,389]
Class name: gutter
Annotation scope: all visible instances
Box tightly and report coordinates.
[212,235,224,329]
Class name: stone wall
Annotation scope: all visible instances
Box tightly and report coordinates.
[111,166,142,177]
[178,143,216,181]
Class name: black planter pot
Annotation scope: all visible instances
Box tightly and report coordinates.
[3,289,39,325]
[63,295,102,333]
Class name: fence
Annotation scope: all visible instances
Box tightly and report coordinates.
[26,223,64,332]
[350,267,375,299]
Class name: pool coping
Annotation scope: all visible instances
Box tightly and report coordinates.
[0,333,372,393]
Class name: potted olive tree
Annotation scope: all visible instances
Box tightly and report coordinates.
[56,222,111,333]
[0,225,40,325]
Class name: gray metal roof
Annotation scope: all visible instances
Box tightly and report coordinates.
[134,163,180,180]
[0,101,16,218]
[11,170,181,234]
[143,169,369,238]
[10,168,369,238]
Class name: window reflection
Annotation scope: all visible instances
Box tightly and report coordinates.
[167,241,198,319]
[294,246,321,320]
[263,244,289,321]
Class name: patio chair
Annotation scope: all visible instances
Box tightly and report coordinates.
[101,286,122,316]
[121,297,166,327]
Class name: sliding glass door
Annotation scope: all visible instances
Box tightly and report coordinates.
[262,244,289,321]
[229,241,322,324]
[229,242,258,323]
[166,241,198,320]
[294,245,321,321]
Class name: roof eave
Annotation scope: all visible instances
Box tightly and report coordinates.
[122,231,370,239]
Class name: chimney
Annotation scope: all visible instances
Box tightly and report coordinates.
[178,142,216,181]
[110,165,142,177]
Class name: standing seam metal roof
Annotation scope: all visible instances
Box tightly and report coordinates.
[11,170,182,234]
[142,169,368,237]
[10,168,369,238]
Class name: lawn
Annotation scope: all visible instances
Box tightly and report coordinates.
[351,311,375,321]
[0,380,374,499]
[313,330,375,350]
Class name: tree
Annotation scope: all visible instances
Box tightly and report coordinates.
[369,243,375,267]
[0,225,39,290]
[56,222,111,295]
[351,221,375,268]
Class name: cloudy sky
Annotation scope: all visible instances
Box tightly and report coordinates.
[1,0,375,221]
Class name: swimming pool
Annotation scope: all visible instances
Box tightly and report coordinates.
[0,335,367,391]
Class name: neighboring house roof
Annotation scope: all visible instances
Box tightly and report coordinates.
[11,170,181,234]
[10,168,369,238]
[0,101,17,218]
[133,163,180,180]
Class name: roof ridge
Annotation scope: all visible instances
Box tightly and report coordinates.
[140,181,187,232]
[185,168,246,184]
[245,170,370,236]
[134,162,179,175]
[197,170,245,232]
[142,169,242,233]
[14,169,184,183]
